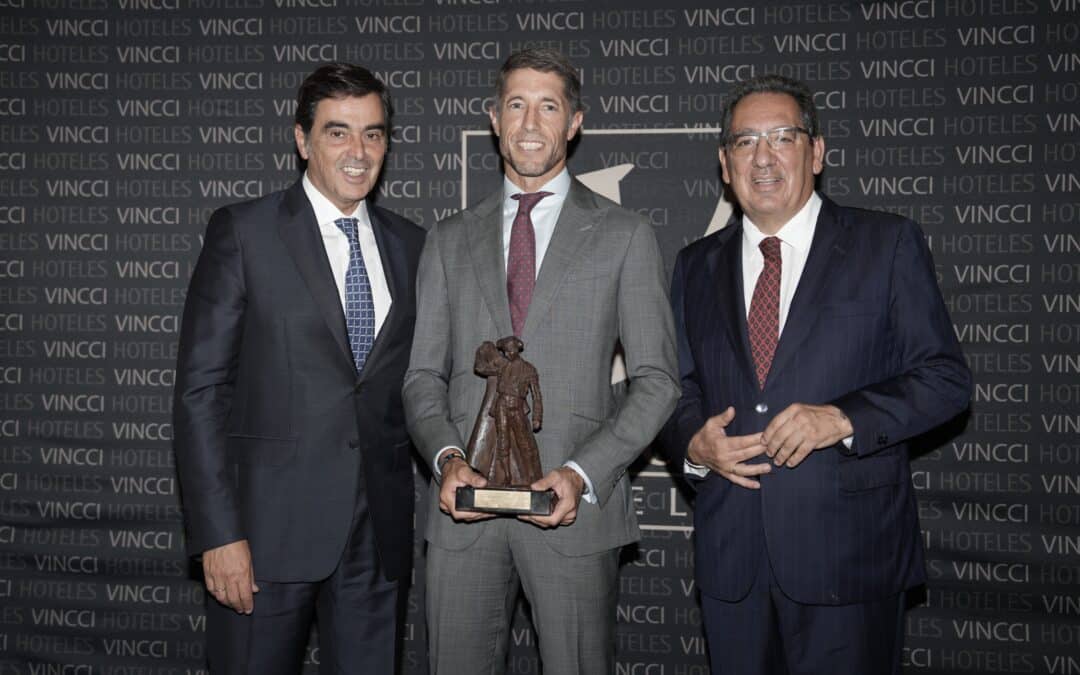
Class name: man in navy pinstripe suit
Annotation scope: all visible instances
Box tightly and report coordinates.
[661,75,971,674]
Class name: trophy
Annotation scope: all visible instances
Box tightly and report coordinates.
[455,336,556,516]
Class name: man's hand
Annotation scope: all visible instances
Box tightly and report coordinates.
[439,457,495,522]
[687,407,771,489]
[762,403,853,468]
[203,540,259,614]
[520,467,584,528]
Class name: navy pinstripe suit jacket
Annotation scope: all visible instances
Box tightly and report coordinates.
[662,195,971,605]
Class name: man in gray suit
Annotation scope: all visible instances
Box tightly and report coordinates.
[403,49,679,674]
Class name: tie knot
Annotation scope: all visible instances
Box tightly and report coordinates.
[335,217,359,243]
[511,191,552,216]
[759,236,781,261]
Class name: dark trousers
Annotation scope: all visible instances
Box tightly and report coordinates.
[206,482,398,674]
[702,551,905,675]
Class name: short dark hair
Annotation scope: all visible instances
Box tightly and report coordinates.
[494,48,582,115]
[294,62,391,135]
[719,74,819,146]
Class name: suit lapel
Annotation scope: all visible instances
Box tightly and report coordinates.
[360,206,406,378]
[521,180,598,339]
[767,196,850,382]
[466,191,514,340]
[707,224,756,388]
[277,181,354,370]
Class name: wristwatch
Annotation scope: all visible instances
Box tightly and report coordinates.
[437,449,466,476]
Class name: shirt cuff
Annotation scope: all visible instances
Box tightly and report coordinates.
[683,459,709,477]
[433,446,464,479]
[563,461,596,504]
[836,434,856,456]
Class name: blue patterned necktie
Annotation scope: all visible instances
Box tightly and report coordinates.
[334,217,376,372]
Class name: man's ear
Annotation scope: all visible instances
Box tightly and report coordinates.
[566,110,584,140]
[294,124,310,161]
[811,135,826,175]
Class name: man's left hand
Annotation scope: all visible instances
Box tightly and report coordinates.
[519,467,584,528]
[762,403,853,468]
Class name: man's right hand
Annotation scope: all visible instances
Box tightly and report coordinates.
[203,540,259,614]
[439,457,495,522]
[688,407,771,489]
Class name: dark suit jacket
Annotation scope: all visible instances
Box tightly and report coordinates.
[662,195,971,605]
[173,180,424,583]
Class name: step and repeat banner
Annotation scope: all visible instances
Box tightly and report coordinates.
[1,1,1078,673]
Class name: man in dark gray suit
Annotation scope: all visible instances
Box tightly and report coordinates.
[404,49,679,674]
[174,63,423,673]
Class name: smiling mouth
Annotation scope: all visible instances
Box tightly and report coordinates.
[516,140,544,151]
[341,166,369,177]
[752,176,781,186]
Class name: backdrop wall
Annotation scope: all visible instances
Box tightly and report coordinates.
[1,1,1078,673]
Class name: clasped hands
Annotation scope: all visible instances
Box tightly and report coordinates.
[687,404,853,489]
[438,456,583,528]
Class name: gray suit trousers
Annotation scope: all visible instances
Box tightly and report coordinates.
[426,518,619,675]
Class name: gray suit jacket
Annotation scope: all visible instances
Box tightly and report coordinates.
[404,179,679,556]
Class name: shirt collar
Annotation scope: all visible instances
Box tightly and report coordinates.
[501,168,571,206]
[302,172,370,230]
[742,192,821,254]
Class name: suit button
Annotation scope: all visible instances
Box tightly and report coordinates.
[877,433,888,446]
[349,439,361,449]
[354,382,363,393]
[755,403,768,414]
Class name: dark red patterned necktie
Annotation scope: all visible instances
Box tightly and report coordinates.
[747,236,782,389]
[507,191,551,336]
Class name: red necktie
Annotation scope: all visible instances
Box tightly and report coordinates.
[507,191,551,336]
[747,236,782,389]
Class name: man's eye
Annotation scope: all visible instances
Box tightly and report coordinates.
[733,137,754,149]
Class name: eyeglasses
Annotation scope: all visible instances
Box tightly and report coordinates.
[727,126,810,155]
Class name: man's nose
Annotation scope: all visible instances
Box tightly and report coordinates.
[348,134,369,158]
[751,136,775,166]
[521,105,539,130]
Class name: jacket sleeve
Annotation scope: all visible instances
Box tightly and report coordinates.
[659,250,708,473]
[402,225,466,468]
[831,219,973,455]
[568,217,681,507]
[172,208,246,555]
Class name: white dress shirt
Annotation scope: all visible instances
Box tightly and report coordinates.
[499,169,571,274]
[741,192,821,336]
[302,173,392,335]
